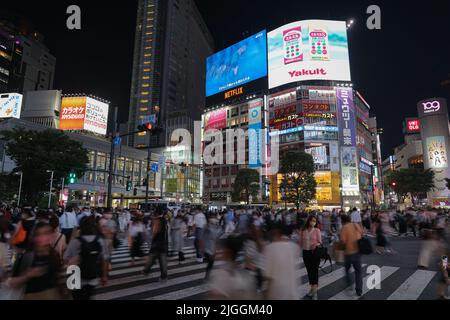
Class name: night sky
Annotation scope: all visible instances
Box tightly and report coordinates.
[4,0,450,158]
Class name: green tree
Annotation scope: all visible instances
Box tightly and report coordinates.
[0,173,20,203]
[0,128,89,206]
[279,151,317,210]
[386,168,434,205]
[232,168,260,204]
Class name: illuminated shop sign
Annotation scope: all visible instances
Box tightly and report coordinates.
[406,119,420,133]
[269,125,338,136]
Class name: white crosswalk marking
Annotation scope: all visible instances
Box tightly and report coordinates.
[387,270,436,300]
[298,264,368,298]
[329,266,399,300]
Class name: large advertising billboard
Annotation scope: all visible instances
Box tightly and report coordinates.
[204,108,227,131]
[248,98,263,168]
[426,136,448,169]
[206,30,267,97]
[268,20,351,89]
[59,96,109,135]
[0,93,22,119]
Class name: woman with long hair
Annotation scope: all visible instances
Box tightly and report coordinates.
[299,215,322,300]
[7,222,64,300]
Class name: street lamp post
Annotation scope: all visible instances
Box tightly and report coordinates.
[46,170,54,209]
[15,171,23,206]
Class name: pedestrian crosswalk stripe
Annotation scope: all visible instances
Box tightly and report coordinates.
[329,266,399,300]
[95,273,207,300]
[387,270,436,300]
[298,264,368,298]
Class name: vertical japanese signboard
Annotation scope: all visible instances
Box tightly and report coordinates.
[336,87,359,192]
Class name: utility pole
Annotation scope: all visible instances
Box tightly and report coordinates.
[107,107,119,209]
[16,171,23,206]
[47,170,54,209]
[145,133,151,205]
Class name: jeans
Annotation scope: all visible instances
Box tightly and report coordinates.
[344,253,363,294]
[303,250,320,285]
[143,249,168,279]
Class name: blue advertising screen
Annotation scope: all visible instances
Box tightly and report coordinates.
[206,30,267,97]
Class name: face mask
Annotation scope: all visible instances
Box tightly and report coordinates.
[310,222,316,227]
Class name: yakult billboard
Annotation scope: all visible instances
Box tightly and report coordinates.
[268,20,351,89]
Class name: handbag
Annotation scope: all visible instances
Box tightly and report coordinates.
[354,224,373,255]
[314,245,333,274]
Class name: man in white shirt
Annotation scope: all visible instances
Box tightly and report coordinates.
[264,224,300,300]
[350,207,362,224]
[59,206,79,244]
[193,209,207,263]
[77,207,92,224]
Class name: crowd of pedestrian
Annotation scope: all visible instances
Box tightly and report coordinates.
[0,204,448,300]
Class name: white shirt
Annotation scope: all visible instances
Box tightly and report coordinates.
[351,210,362,223]
[194,212,207,229]
[60,211,78,229]
[264,241,300,300]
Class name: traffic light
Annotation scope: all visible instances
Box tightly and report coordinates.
[391,181,397,187]
[137,122,164,134]
[126,180,132,191]
[68,172,77,184]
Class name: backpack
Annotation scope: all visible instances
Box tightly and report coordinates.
[79,236,103,280]
[11,222,27,246]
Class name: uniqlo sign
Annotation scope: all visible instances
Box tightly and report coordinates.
[406,119,420,133]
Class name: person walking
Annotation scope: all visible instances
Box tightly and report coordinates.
[8,222,64,300]
[64,216,109,300]
[299,215,322,300]
[340,214,363,297]
[193,208,207,263]
[49,215,66,260]
[128,214,145,265]
[143,208,169,281]
[203,213,222,280]
[59,206,78,244]
[170,211,185,262]
[263,223,301,300]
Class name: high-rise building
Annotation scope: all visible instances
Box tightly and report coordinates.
[0,12,55,94]
[127,0,214,149]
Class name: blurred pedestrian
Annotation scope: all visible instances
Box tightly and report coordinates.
[170,211,185,262]
[128,214,145,265]
[208,236,255,300]
[49,215,66,260]
[263,223,300,300]
[8,222,64,300]
[143,208,168,281]
[193,209,207,263]
[340,214,363,297]
[59,206,78,244]
[64,216,109,300]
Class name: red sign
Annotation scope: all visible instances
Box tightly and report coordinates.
[204,108,227,131]
[407,119,420,133]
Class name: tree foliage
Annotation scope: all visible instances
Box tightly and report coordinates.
[279,151,317,210]
[0,128,89,205]
[386,168,435,204]
[232,168,260,204]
